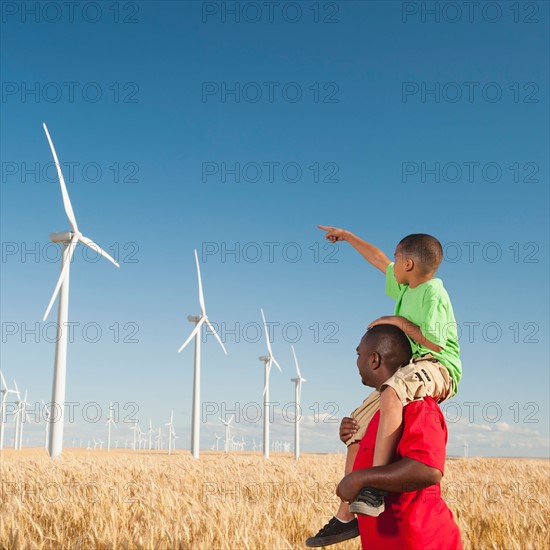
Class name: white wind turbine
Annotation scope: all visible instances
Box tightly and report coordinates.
[220,416,233,453]
[0,372,17,451]
[178,249,227,459]
[259,309,282,459]
[13,383,29,450]
[290,345,306,460]
[106,404,116,452]
[165,411,176,455]
[148,419,153,450]
[214,433,222,451]
[41,123,120,459]
[463,441,469,458]
[41,400,51,450]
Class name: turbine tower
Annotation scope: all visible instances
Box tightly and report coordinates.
[41,123,120,458]
[178,249,227,459]
[259,308,282,459]
[0,372,17,451]
[290,345,306,460]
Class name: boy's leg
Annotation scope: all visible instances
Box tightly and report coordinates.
[335,442,360,521]
[372,386,404,467]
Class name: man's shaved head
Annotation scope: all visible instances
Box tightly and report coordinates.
[362,325,412,374]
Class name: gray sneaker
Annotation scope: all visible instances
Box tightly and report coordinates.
[348,487,387,517]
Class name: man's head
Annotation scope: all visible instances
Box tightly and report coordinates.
[393,234,443,283]
[356,325,412,388]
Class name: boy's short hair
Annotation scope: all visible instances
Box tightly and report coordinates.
[397,234,443,275]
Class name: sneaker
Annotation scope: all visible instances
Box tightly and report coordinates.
[348,487,387,517]
[305,516,359,547]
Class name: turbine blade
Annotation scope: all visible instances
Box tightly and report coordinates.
[79,235,120,268]
[43,235,78,321]
[272,356,282,372]
[177,318,205,353]
[204,317,228,355]
[0,370,7,391]
[42,123,79,233]
[291,345,302,378]
[260,308,273,355]
[194,250,206,315]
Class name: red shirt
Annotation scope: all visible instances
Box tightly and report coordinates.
[354,397,462,550]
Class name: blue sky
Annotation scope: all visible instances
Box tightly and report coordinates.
[1,1,548,457]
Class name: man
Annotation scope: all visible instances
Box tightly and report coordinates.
[337,325,462,550]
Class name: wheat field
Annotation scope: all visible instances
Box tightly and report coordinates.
[1,449,548,550]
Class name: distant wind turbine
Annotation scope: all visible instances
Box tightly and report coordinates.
[41,400,51,449]
[165,411,176,455]
[178,249,227,459]
[220,416,233,453]
[290,345,306,460]
[106,404,117,452]
[259,308,282,459]
[463,441,469,458]
[41,123,120,459]
[0,372,17,451]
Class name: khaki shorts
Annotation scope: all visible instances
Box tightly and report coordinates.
[348,355,453,447]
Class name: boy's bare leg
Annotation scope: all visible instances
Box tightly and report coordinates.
[372,387,403,466]
[336,442,360,521]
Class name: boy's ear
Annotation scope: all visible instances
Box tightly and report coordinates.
[405,258,414,271]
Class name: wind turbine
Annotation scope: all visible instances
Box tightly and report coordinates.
[41,123,120,459]
[259,309,282,459]
[0,372,17,451]
[214,433,222,451]
[13,384,29,450]
[106,404,116,452]
[220,416,233,453]
[165,411,176,455]
[41,400,51,450]
[178,249,227,459]
[148,419,153,450]
[463,441,469,458]
[290,345,306,460]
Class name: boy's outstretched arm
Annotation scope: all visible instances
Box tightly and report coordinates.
[318,225,391,274]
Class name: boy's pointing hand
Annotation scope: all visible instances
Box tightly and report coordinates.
[318,225,347,243]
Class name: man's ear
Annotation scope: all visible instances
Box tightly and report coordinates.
[370,351,381,370]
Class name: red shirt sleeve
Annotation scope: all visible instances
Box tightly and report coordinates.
[397,397,447,474]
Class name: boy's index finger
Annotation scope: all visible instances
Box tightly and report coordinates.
[317,224,329,231]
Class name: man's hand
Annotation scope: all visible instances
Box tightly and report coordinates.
[318,225,347,243]
[340,416,359,444]
[336,471,365,503]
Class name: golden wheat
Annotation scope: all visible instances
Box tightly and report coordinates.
[1,449,548,550]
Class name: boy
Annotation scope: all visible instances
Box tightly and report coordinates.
[306,227,461,548]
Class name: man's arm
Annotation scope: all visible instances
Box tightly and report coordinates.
[336,457,442,502]
[318,226,391,274]
[368,315,443,353]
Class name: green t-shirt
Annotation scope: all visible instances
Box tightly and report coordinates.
[385,263,462,394]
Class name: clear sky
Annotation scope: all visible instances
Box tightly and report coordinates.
[1,1,548,457]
